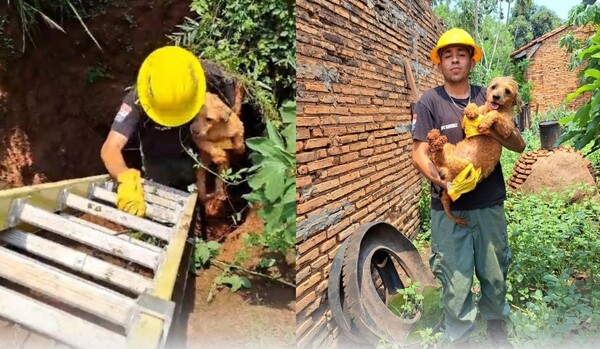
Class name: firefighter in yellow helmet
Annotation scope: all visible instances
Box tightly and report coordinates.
[411,28,525,348]
[101,46,239,216]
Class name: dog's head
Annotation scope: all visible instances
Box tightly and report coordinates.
[486,76,521,114]
[191,93,234,137]
[190,83,245,138]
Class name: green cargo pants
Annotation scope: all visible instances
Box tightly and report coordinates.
[429,204,512,343]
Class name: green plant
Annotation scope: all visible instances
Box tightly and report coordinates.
[193,239,220,269]
[389,279,424,319]
[242,100,295,254]
[86,64,108,84]
[558,3,600,154]
[503,187,600,346]
[170,0,295,105]
[418,179,432,236]
[509,58,533,105]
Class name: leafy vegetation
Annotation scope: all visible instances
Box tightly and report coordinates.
[558,3,600,154]
[170,0,296,107]
[243,101,296,254]
[433,0,561,97]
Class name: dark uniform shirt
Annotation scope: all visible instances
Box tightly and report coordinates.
[412,85,506,211]
[110,60,237,160]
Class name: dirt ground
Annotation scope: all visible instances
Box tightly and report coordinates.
[0,1,295,347]
[172,210,296,349]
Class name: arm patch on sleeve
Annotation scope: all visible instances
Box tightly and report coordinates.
[115,103,132,122]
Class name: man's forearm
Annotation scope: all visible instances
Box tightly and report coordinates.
[492,127,526,153]
[412,141,447,188]
[101,147,129,179]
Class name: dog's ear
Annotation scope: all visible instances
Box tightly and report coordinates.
[220,110,231,123]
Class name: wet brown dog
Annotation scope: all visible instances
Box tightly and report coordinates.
[190,83,245,214]
[427,76,521,226]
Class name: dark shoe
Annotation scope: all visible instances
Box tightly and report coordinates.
[487,320,514,349]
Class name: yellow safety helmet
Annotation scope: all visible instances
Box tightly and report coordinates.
[137,46,206,127]
[430,28,482,65]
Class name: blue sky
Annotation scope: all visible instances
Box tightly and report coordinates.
[533,0,576,21]
[500,1,578,21]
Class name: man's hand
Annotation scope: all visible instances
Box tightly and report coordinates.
[116,169,146,217]
[447,163,481,201]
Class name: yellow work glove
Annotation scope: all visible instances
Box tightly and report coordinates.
[463,114,491,138]
[447,163,481,201]
[116,169,146,217]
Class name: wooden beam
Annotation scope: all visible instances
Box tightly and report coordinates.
[0,175,109,229]
[65,194,172,241]
[0,285,127,349]
[126,192,197,349]
[1,229,153,294]
[18,204,159,270]
[0,246,135,326]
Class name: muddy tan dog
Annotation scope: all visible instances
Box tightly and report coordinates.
[427,76,520,226]
[191,83,245,212]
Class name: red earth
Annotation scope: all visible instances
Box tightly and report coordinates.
[0,1,295,348]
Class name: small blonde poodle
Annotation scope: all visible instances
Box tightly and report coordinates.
[427,76,521,226]
[190,83,245,215]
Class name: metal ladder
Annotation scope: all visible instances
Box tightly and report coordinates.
[0,174,198,349]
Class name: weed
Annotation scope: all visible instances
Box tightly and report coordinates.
[86,64,108,85]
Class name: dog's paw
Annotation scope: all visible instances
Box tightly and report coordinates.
[427,130,447,152]
[464,103,480,119]
[477,117,494,133]
[210,149,228,165]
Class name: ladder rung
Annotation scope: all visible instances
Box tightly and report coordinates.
[141,180,189,202]
[61,214,162,254]
[18,204,159,270]
[1,229,153,294]
[65,194,172,241]
[0,246,135,326]
[0,285,127,349]
[91,187,177,224]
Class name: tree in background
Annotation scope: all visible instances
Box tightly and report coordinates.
[510,4,562,49]
[432,0,561,104]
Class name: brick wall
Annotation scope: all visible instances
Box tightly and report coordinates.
[526,25,596,113]
[296,0,443,347]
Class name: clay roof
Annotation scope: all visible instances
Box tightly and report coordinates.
[510,25,569,59]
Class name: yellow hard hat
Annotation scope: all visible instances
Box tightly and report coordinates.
[430,28,482,65]
[137,46,206,127]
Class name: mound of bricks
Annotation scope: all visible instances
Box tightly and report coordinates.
[508,146,597,193]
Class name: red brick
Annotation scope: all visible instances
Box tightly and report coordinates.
[297,175,312,187]
[297,271,322,296]
[307,157,336,171]
[312,178,340,195]
[305,138,331,150]
[296,291,317,313]
[297,230,327,254]
[297,128,311,140]
[297,195,329,215]
[297,117,321,127]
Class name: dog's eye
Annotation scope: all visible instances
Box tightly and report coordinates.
[505,88,511,95]
[491,84,497,89]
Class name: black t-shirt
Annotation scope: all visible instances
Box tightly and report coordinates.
[412,85,506,211]
[110,60,237,160]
